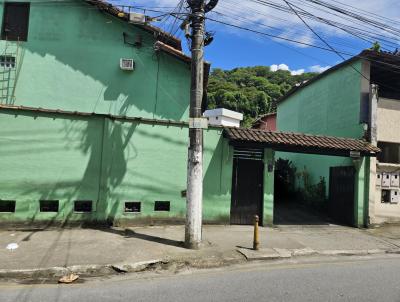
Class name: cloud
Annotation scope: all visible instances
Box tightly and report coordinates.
[270,63,334,74]
[270,63,304,75]
[270,63,289,72]
[291,69,305,76]
[309,65,331,73]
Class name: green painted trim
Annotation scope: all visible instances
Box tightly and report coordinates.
[354,157,369,228]
[263,149,275,226]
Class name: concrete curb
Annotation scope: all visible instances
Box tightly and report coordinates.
[2,248,400,281]
[237,247,400,261]
[0,259,166,280]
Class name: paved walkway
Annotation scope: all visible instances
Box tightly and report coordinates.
[1,224,400,275]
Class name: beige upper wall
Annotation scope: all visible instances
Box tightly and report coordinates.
[377,98,400,143]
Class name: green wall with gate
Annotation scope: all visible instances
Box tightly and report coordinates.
[277,62,365,188]
[276,61,369,227]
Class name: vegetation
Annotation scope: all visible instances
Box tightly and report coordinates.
[275,159,327,209]
[207,66,317,127]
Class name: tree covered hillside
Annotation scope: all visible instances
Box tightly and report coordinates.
[207,66,317,127]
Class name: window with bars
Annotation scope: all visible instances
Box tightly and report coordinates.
[0,55,15,68]
[377,142,400,164]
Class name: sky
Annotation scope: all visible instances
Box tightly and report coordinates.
[108,0,400,74]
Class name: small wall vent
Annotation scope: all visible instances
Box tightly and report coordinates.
[125,201,141,213]
[0,200,16,212]
[74,200,92,213]
[154,201,170,212]
[40,200,59,212]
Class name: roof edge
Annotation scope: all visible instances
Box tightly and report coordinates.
[84,0,182,51]
[276,53,364,105]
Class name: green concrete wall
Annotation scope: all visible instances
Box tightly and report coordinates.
[0,0,190,121]
[0,110,233,225]
[276,61,370,226]
[277,62,365,188]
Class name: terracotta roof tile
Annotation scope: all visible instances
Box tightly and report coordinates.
[224,128,380,156]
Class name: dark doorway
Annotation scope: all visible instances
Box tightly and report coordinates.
[230,148,264,225]
[329,166,355,226]
[1,2,30,41]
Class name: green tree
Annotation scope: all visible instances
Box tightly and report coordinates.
[207,66,317,127]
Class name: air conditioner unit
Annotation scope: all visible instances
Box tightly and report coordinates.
[129,13,146,24]
[120,59,135,71]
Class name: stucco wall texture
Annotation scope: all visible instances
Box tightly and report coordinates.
[0,110,233,225]
[372,98,400,223]
[0,0,190,121]
[277,62,365,187]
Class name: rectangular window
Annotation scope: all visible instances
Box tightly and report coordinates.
[74,200,92,213]
[0,200,16,212]
[154,201,170,212]
[1,2,30,41]
[377,142,400,164]
[125,202,141,213]
[40,200,59,212]
[0,55,15,68]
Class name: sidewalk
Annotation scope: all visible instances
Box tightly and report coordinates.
[1,224,400,279]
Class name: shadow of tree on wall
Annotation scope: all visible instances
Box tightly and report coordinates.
[16,111,191,227]
[10,2,189,121]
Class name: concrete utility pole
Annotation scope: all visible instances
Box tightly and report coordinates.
[185,0,205,249]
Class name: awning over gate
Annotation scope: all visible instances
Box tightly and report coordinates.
[223,128,380,157]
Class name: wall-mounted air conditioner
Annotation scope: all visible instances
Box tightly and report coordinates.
[120,59,135,71]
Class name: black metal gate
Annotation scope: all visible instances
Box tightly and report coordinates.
[328,166,355,226]
[230,148,264,225]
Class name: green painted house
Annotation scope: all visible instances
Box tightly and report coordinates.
[0,0,379,228]
[0,0,277,227]
[277,50,400,226]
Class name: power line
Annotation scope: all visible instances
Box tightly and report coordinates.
[282,0,400,94]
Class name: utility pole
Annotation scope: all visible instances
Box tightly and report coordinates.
[185,0,206,249]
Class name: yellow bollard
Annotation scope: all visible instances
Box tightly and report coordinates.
[253,215,260,250]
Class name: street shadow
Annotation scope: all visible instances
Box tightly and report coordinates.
[273,201,333,226]
[101,227,184,248]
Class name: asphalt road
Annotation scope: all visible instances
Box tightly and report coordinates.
[2,256,400,302]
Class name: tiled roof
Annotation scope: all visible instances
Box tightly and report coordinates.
[224,128,380,156]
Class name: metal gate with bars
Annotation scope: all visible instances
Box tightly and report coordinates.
[230,147,264,225]
[328,166,356,226]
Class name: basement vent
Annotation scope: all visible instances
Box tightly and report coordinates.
[40,200,59,212]
[74,200,92,213]
[233,147,264,161]
[125,201,141,213]
[0,55,15,68]
[0,200,16,212]
[154,201,170,212]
